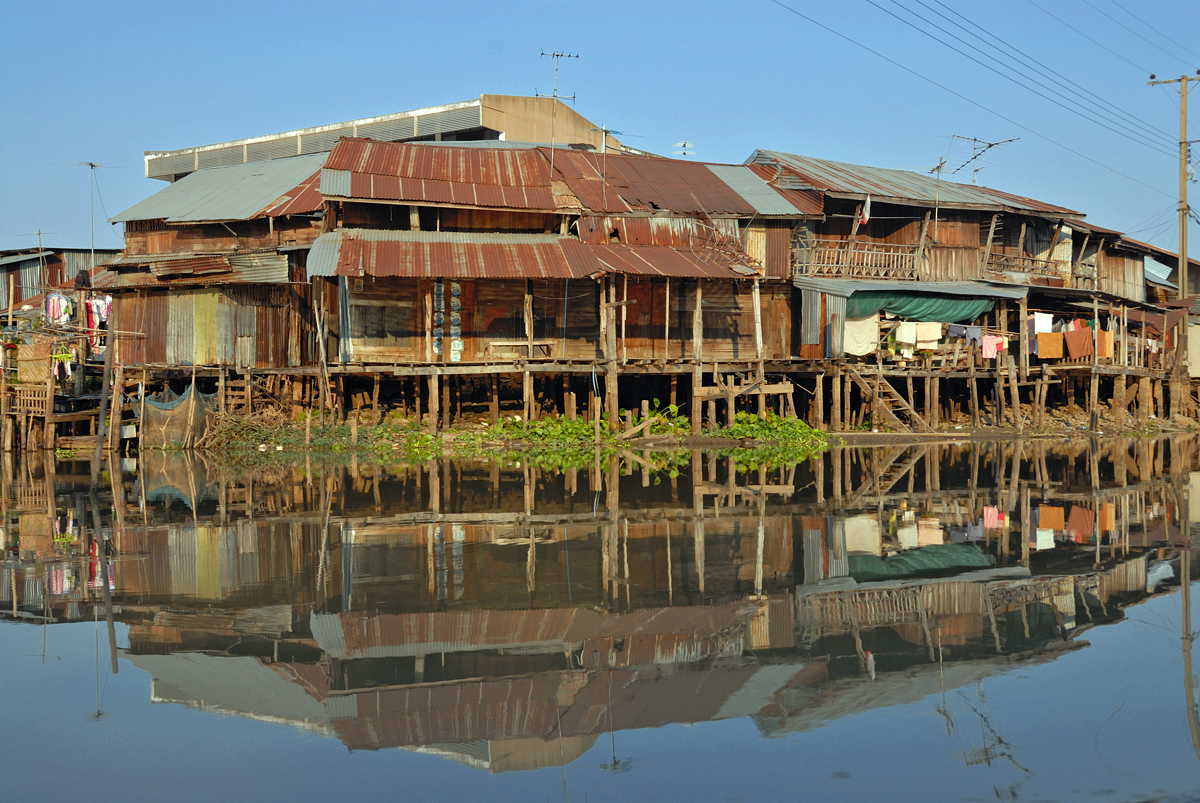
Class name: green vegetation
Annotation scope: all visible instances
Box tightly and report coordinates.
[714,411,830,470]
[198,404,830,475]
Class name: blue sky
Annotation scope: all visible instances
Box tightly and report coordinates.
[2,0,1199,256]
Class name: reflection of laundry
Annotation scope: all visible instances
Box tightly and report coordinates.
[1067,505,1095,543]
[844,514,882,555]
[1100,503,1115,532]
[967,522,984,541]
[949,526,967,543]
[1037,332,1063,359]
[983,505,1006,528]
[1036,529,1055,550]
[1038,505,1065,530]
[917,520,943,546]
[897,524,919,549]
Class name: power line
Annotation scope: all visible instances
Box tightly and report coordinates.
[1107,0,1200,63]
[866,0,1177,158]
[1025,0,1152,75]
[1079,0,1196,70]
[765,0,1176,201]
[919,0,1174,149]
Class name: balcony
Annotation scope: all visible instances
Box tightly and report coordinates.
[985,252,1063,277]
[795,240,918,280]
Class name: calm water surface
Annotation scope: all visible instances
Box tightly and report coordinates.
[4,438,1200,802]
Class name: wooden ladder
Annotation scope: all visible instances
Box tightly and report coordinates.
[845,366,934,433]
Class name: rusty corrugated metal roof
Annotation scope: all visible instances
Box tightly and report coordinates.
[260,170,323,217]
[308,229,756,280]
[549,149,763,215]
[750,150,1081,215]
[321,138,560,210]
[747,164,824,216]
[109,250,290,287]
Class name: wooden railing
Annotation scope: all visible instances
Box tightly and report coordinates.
[795,240,918,280]
[986,252,1062,276]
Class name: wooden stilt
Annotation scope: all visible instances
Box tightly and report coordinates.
[442,374,451,429]
[832,366,842,431]
[428,373,439,433]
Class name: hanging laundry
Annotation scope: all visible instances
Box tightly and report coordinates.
[1097,328,1114,359]
[966,326,983,345]
[981,334,1005,359]
[1033,312,1053,333]
[1064,327,1094,359]
[1037,331,1064,359]
[1027,317,1038,354]
[843,315,880,356]
[915,321,941,350]
[895,321,917,345]
[947,324,966,339]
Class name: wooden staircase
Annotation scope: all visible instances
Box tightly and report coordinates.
[844,366,934,433]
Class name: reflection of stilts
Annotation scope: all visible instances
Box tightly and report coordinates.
[1182,550,1200,761]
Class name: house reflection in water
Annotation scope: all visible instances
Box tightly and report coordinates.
[2,437,1194,772]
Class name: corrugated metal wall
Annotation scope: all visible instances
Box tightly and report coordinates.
[112,286,309,368]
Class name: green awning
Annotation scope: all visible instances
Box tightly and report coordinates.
[848,543,996,582]
[845,291,995,322]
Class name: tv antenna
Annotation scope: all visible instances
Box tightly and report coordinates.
[51,161,122,279]
[673,141,696,160]
[18,229,56,298]
[950,136,1019,184]
[537,50,578,172]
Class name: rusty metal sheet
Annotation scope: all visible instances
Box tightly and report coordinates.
[550,149,763,215]
[259,170,324,217]
[747,164,825,216]
[323,138,557,210]
[587,243,754,278]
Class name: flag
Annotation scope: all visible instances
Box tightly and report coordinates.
[859,194,871,226]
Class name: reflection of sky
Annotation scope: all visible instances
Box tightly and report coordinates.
[3,587,1200,802]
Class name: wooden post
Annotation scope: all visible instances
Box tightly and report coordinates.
[620,275,628,364]
[490,373,499,424]
[605,277,619,426]
[523,370,534,423]
[372,374,380,425]
[428,373,439,433]
[1018,295,1028,381]
[832,366,842,431]
[969,353,980,428]
[842,202,863,267]
[815,373,824,429]
[442,374,451,429]
[1008,355,1022,434]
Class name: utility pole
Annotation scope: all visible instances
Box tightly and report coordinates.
[1147,74,1199,301]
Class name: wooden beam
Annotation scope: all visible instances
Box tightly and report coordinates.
[913,210,932,273]
[980,213,999,272]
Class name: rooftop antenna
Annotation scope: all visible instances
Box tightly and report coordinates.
[673,141,695,160]
[50,161,121,281]
[591,125,624,210]
[537,51,578,173]
[18,229,56,300]
[950,136,1020,184]
[928,157,947,240]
